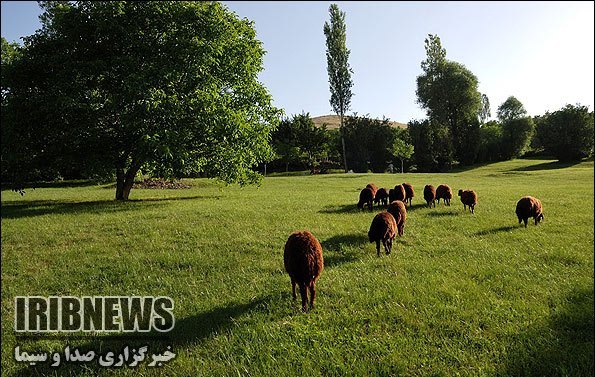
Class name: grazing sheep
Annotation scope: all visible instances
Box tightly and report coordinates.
[436,184,453,206]
[374,188,389,206]
[388,188,396,203]
[458,189,478,214]
[366,183,378,197]
[424,185,437,208]
[357,187,375,211]
[516,196,544,227]
[393,184,406,202]
[368,212,397,256]
[387,200,407,237]
[402,183,415,207]
[284,230,324,312]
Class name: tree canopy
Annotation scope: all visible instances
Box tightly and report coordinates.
[415,34,482,168]
[535,104,594,161]
[2,1,280,199]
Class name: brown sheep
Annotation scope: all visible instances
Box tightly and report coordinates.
[368,212,397,256]
[366,183,378,197]
[387,200,407,237]
[374,188,389,206]
[402,183,415,207]
[424,185,436,208]
[436,184,453,206]
[393,184,406,202]
[284,230,324,312]
[357,187,375,211]
[458,189,478,214]
[516,196,544,227]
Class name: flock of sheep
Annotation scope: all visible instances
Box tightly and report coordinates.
[283,181,545,312]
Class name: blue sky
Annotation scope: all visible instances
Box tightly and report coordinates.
[2,1,593,123]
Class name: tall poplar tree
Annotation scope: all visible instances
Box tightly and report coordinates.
[324,3,353,172]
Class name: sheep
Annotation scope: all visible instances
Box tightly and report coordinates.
[402,183,415,207]
[374,188,389,206]
[366,183,378,197]
[284,230,324,311]
[368,212,397,256]
[393,184,406,202]
[387,200,407,237]
[357,187,375,211]
[424,184,437,208]
[458,189,478,214]
[516,196,544,227]
[435,184,453,206]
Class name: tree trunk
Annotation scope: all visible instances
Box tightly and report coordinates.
[340,112,348,172]
[115,161,141,201]
[401,159,404,174]
[115,165,125,200]
[286,162,289,172]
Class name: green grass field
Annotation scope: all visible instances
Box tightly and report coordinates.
[1,158,593,377]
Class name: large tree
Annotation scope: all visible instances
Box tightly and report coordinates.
[497,96,534,159]
[2,1,280,200]
[535,104,594,161]
[324,3,353,172]
[415,34,482,166]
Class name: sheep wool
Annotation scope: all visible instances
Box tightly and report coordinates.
[424,185,437,208]
[436,184,453,206]
[368,212,397,256]
[358,187,375,211]
[387,200,407,237]
[284,230,324,312]
[402,183,415,207]
[516,196,544,227]
[458,189,478,214]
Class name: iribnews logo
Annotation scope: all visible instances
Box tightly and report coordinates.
[15,296,174,333]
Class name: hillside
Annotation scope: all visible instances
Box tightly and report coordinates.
[311,114,407,129]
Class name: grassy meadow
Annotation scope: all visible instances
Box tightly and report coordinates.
[1,158,593,376]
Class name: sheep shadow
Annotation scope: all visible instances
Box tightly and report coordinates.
[499,286,594,376]
[426,210,459,217]
[321,234,368,267]
[474,225,520,236]
[508,160,582,172]
[319,204,365,214]
[14,296,274,376]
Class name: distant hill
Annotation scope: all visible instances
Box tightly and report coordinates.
[311,114,407,130]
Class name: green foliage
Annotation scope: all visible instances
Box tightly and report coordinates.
[324,3,353,172]
[497,96,527,123]
[391,136,414,173]
[323,4,353,118]
[271,113,332,170]
[415,34,482,167]
[408,118,453,172]
[497,97,534,159]
[342,115,398,173]
[535,104,594,161]
[1,158,593,376]
[2,1,280,199]
[477,121,504,162]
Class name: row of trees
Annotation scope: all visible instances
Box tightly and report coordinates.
[408,34,593,171]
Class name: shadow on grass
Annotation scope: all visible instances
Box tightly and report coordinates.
[1,196,220,220]
[1,180,102,191]
[426,210,458,217]
[508,160,583,172]
[318,204,365,214]
[15,296,274,376]
[499,286,594,377]
[474,225,520,236]
[321,234,368,268]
